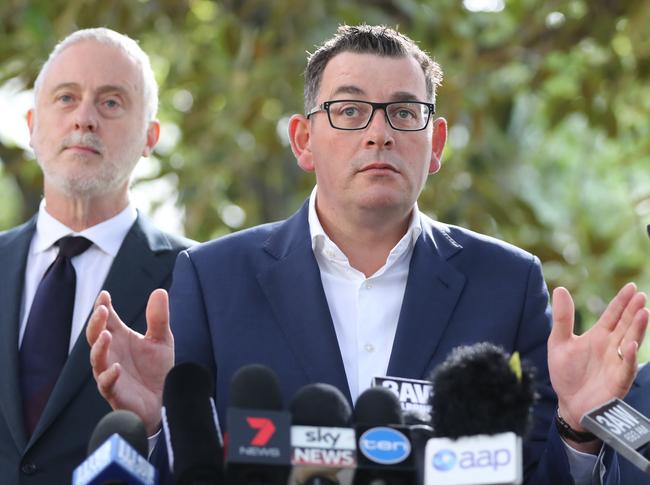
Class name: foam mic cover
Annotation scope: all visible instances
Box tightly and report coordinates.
[353,387,404,426]
[291,383,352,427]
[88,410,148,457]
[290,383,356,485]
[230,363,284,410]
[429,342,536,439]
[162,362,224,484]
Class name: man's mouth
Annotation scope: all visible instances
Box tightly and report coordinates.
[358,162,399,173]
[64,144,101,155]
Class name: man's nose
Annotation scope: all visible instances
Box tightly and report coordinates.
[73,100,98,132]
[363,107,394,148]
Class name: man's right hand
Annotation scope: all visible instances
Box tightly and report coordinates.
[86,289,174,435]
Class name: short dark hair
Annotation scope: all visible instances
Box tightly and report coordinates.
[304,24,443,113]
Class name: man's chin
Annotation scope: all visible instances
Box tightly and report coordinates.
[46,173,119,198]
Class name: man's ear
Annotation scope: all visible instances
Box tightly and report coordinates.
[428,117,447,174]
[142,120,160,157]
[289,114,314,172]
[26,109,35,147]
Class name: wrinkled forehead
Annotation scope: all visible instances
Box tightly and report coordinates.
[318,51,428,102]
[38,40,144,102]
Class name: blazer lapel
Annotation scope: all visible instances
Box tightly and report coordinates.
[257,203,351,403]
[0,218,36,451]
[29,214,178,444]
[387,219,466,379]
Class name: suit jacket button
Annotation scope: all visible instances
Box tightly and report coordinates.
[21,462,38,475]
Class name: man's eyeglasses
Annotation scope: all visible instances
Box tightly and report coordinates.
[306,100,436,131]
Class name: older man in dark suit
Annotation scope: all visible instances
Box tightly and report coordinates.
[0,28,190,484]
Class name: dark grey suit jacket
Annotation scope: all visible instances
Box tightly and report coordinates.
[0,212,191,484]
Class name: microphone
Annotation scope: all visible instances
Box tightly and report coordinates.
[581,397,650,474]
[225,364,291,485]
[289,383,356,485]
[72,410,157,485]
[352,386,416,485]
[161,362,224,485]
[371,376,433,415]
[424,343,536,485]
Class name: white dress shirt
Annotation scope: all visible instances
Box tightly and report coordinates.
[18,200,137,353]
[307,187,423,402]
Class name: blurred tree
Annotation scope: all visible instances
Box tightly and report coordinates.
[1,0,648,353]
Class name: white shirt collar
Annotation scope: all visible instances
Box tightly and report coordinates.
[307,186,423,267]
[33,199,138,257]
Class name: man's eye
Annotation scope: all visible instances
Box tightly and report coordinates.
[396,109,415,119]
[57,94,74,103]
[341,106,359,117]
[104,99,121,109]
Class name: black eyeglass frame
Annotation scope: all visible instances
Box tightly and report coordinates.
[306,99,436,132]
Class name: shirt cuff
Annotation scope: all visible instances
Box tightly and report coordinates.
[562,438,603,485]
[147,428,161,458]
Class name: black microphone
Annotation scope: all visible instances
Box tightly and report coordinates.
[72,410,157,485]
[424,343,536,485]
[225,364,291,485]
[402,410,434,485]
[289,383,356,484]
[581,398,650,474]
[161,362,224,485]
[352,386,416,485]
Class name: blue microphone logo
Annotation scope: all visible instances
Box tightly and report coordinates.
[432,449,457,471]
[359,427,411,465]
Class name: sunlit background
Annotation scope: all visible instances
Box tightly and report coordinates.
[1,0,649,356]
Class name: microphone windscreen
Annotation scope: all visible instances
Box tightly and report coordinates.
[429,342,536,439]
[87,410,148,458]
[353,386,404,425]
[290,383,352,426]
[229,363,283,410]
[163,360,213,403]
[162,362,223,483]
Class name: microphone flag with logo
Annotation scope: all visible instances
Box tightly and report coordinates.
[424,343,537,485]
[289,382,357,484]
[225,364,291,485]
[581,398,650,474]
[72,410,157,485]
[371,376,433,415]
[352,386,416,485]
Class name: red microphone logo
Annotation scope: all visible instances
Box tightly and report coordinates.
[246,417,276,446]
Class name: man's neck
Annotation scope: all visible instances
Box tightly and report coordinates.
[43,187,129,232]
[317,205,413,278]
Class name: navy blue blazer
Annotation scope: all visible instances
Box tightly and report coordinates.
[614,365,650,483]
[0,213,190,485]
[168,200,576,484]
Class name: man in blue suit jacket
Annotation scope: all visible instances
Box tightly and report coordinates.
[613,227,650,482]
[88,25,648,484]
[0,29,191,484]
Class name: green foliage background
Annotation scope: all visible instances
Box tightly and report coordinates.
[1,0,649,354]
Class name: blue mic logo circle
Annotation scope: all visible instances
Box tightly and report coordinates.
[359,427,411,465]
[432,449,457,471]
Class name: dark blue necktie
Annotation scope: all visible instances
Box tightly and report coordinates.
[19,235,92,436]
